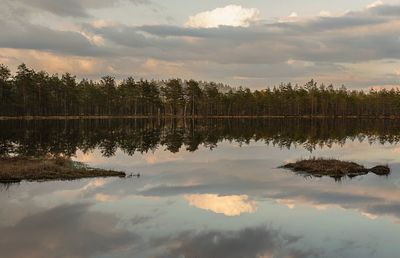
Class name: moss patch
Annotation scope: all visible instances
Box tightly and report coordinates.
[0,156,125,183]
[281,158,390,179]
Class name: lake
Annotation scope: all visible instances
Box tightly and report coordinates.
[1,118,400,258]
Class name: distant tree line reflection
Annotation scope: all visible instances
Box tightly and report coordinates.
[1,118,400,157]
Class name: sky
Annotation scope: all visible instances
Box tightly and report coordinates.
[1,0,400,89]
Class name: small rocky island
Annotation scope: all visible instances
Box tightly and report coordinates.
[0,156,126,183]
[281,158,390,179]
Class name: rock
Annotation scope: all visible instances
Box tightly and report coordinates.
[369,165,390,176]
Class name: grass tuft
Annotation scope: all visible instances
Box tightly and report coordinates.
[0,156,125,183]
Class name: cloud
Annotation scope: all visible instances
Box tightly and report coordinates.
[185,194,257,216]
[141,58,192,78]
[95,193,121,202]
[0,48,113,77]
[136,12,395,64]
[153,226,318,258]
[319,10,333,17]
[365,203,400,221]
[367,0,384,9]
[368,4,400,16]
[13,0,151,17]
[92,19,118,29]
[185,5,260,28]
[0,203,139,258]
[278,12,301,23]
[2,2,400,88]
[0,18,110,57]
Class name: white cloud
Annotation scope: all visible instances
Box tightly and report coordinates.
[367,0,384,9]
[319,10,332,17]
[92,19,117,29]
[361,212,378,220]
[278,11,301,23]
[185,5,260,28]
[80,31,105,46]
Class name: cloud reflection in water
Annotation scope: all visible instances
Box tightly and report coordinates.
[185,194,257,216]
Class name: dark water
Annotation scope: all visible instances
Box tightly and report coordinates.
[1,119,400,258]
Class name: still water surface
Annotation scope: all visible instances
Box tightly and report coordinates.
[1,119,400,258]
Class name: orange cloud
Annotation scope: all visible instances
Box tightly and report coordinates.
[185,194,257,216]
[0,48,111,76]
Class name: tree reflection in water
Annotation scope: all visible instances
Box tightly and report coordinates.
[1,118,400,157]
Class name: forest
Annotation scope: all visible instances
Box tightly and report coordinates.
[1,63,400,117]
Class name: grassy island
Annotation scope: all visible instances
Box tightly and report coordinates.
[281,158,390,179]
[0,156,126,183]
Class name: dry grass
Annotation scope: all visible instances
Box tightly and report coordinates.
[0,156,125,183]
[281,158,390,179]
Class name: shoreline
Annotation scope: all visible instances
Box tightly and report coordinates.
[1,115,400,120]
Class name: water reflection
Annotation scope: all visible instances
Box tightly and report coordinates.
[1,119,400,258]
[0,203,139,258]
[0,197,315,258]
[153,226,318,258]
[2,173,398,257]
[2,118,400,157]
[185,194,257,216]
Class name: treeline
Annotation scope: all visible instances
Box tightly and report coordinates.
[2,118,400,157]
[1,63,400,117]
